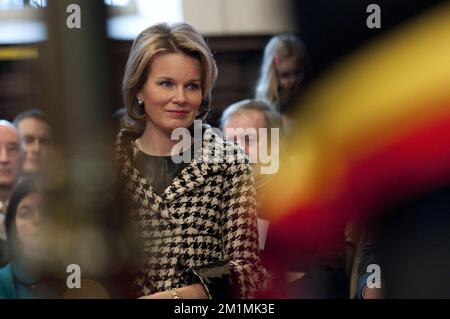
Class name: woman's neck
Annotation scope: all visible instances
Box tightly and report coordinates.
[137,122,182,156]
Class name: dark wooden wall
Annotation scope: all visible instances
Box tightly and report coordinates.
[0,35,270,127]
[0,51,41,121]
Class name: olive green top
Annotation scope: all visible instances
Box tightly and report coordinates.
[132,142,193,196]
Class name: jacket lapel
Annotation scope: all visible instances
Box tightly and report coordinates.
[116,130,171,221]
[162,128,225,205]
[116,127,225,221]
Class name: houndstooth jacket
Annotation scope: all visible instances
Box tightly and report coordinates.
[115,127,266,298]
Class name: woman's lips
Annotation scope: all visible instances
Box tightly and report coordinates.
[167,110,189,117]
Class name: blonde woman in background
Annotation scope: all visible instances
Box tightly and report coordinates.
[255,34,309,131]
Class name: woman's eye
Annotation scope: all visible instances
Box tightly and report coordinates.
[186,83,200,91]
[17,209,32,219]
[159,81,172,87]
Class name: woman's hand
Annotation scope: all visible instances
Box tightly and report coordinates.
[138,291,171,299]
[138,284,209,299]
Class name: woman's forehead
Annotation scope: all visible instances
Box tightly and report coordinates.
[18,193,42,207]
[150,52,201,72]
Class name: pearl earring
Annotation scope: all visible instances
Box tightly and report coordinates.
[137,98,144,105]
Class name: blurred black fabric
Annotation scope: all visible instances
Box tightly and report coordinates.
[376,186,450,298]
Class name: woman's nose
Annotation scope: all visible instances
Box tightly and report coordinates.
[33,209,43,226]
[173,86,186,104]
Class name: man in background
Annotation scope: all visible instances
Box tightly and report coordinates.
[0,121,24,262]
[221,99,286,251]
[13,109,53,177]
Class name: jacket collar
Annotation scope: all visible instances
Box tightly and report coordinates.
[115,126,225,220]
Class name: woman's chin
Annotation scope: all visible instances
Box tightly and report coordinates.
[164,119,195,132]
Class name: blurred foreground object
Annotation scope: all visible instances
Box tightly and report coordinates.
[261,1,450,298]
[37,0,140,298]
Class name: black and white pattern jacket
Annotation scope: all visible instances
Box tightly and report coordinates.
[115,128,266,298]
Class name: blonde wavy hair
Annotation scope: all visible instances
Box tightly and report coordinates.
[122,23,218,133]
[255,34,307,113]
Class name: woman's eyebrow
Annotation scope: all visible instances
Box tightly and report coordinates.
[156,76,201,82]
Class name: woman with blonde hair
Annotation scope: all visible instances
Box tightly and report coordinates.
[255,34,308,125]
[116,22,265,299]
